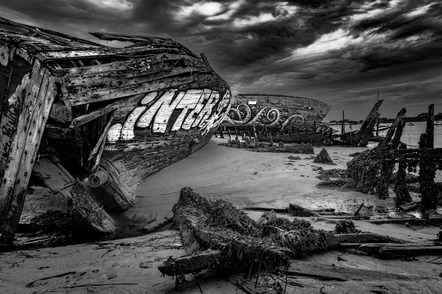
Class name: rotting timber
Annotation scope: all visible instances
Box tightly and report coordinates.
[0,17,232,247]
[158,187,442,287]
[335,99,384,147]
[347,104,442,213]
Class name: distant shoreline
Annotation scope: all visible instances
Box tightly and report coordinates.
[328,112,442,125]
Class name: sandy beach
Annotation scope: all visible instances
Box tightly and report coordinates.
[2,136,441,293]
[124,137,376,229]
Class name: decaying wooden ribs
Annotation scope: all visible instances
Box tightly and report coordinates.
[337,99,383,147]
[346,105,442,212]
[158,188,442,281]
[0,17,231,246]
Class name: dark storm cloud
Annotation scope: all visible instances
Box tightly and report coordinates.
[0,0,441,119]
[0,0,142,41]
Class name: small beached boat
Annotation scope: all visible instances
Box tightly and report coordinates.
[0,17,231,245]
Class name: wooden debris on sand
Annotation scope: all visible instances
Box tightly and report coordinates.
[158,188,442,288]
[221,140,315,154]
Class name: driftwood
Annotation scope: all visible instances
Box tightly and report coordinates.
[244,205,354,218]
[158,188,425,281]
[340,241,442,259]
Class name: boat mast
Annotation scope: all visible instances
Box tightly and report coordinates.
[376,88,380,137]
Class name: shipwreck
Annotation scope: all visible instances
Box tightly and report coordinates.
[0,17,231,246]
[222,93,333,145]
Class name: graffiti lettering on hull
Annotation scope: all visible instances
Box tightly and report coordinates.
[107,89,231,142]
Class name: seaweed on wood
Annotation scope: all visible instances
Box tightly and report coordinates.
[159,187,421,286]
[331,105,442,214]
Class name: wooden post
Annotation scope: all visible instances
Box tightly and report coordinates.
[253,123,259,148]
[264,125,269,138]
[376,118,405,199]
[341,110,345,136]
[377,160,392,199]
[419,104,437,212]
[394,144,411,206]
[234,127,240,148]
[376,117,380,137]
[425,104,434,149]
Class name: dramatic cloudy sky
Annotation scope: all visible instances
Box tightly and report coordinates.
[1,0,441,120]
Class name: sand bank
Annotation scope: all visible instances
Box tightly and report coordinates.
[125,138,384,229]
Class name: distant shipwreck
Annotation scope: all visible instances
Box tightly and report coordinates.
[222,93,332,145]
[0,17,231,246]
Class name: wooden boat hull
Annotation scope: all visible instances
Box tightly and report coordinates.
[0,17,231,244]
[224,93,331,128]
[222,94,331,145]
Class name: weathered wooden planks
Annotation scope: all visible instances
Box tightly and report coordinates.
[32,156,116,233]
[0,60,56,246]
[0,16,101,48]
[69,93,145,128]
[89,32,186,48]
[40,46,182,61]
[89,111,115,172]
[65,65,209,97]
[63,61,207,89]
[53,53,204,77]
[66,73,223,106]
[0,42,17,174]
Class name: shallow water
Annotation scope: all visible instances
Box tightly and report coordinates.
[331,121,442,148]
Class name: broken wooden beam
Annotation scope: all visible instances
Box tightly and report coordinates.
[158,249,229,276]
[31,156,116,234]
[340,99,383,147]
[380,108,406,146]
[0,64,57,247]
[340,241,442,259]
